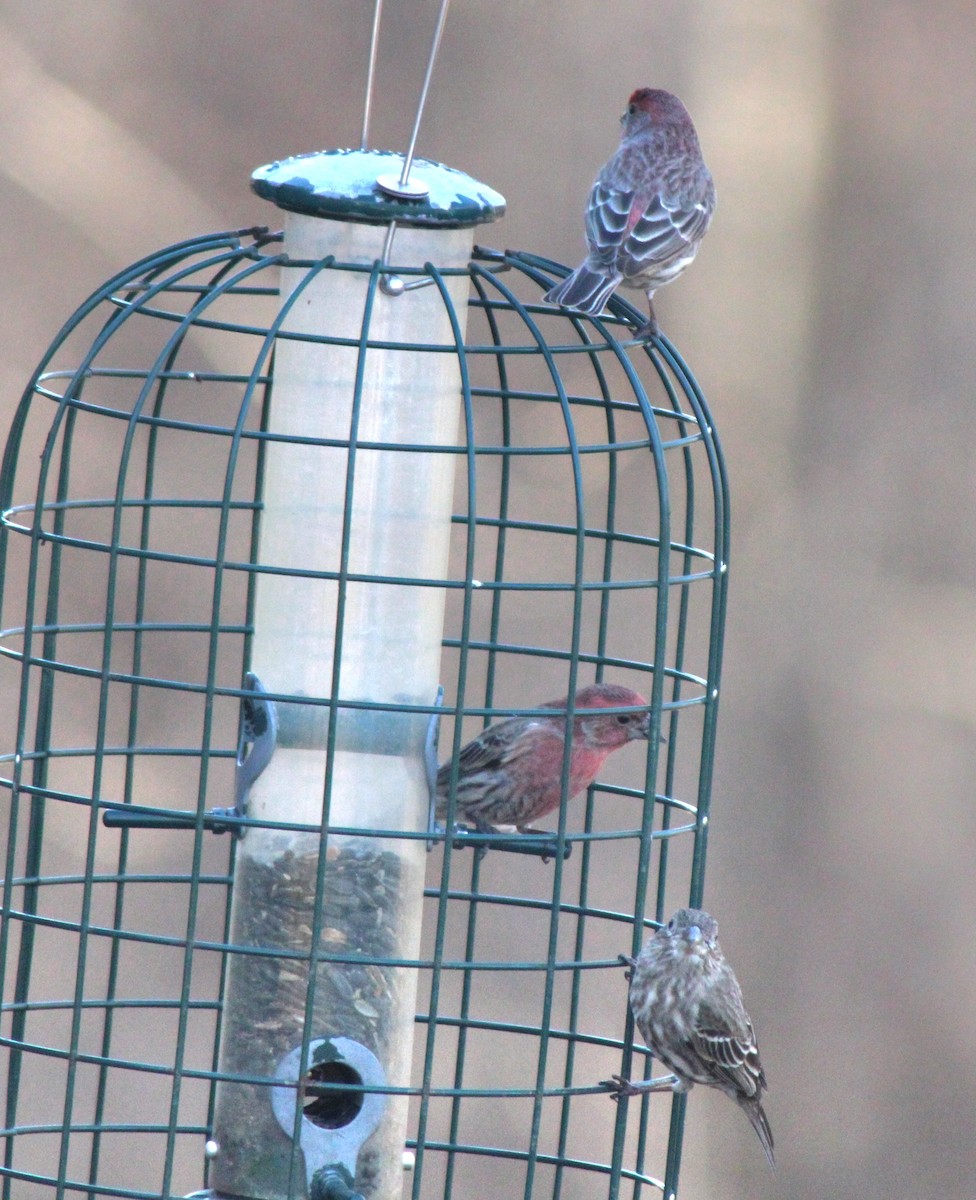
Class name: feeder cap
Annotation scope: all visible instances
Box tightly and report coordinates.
[251,148,505,228]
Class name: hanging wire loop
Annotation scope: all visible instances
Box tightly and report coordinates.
[373,0,453,293]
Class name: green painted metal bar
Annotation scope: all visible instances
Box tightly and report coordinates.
[0,232,727,1200]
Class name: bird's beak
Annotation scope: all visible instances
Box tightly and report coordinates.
[682,925,705,954]
[636,713,666,744]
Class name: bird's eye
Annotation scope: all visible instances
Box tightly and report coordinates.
[615,714,633,725]
[628,103,637,115]
[666,918,676,932]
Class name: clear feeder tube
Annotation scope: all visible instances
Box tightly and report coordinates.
[210,204,476,1199]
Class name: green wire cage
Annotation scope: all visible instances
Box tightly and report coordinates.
[0,145,729,1200]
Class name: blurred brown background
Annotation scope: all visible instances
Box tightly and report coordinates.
[2,1,976,1198]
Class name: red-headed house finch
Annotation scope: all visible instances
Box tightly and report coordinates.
[545,88,716,340]
[436,683,652,834]
[608,908,774,1169]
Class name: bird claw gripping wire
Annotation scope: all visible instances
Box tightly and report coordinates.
[271,1037,386,1200]
[601,1072,683,1101]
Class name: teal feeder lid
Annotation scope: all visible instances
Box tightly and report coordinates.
[251,148,506,228]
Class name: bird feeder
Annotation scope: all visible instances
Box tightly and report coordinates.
[0,12,729,1200]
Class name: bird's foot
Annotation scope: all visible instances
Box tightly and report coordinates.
[617,953,637,981]
[629,320,659,343]
[601,1073,682,1100]
[602,1075,640,1101]
[468,817,500,862]
[442,818,496,861]
[628,296,660,343]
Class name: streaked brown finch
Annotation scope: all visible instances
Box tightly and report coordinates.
[607,908,774,1169]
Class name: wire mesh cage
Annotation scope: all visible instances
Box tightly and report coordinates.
[0,171,728,1200]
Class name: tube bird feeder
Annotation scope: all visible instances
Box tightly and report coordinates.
[0,127,728,1200]
[209,149,505,1200]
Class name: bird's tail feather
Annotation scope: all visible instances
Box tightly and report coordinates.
[740,1097,775,1171]
[544,263,620,316]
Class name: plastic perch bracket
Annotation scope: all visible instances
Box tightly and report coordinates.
[101,672,277,836]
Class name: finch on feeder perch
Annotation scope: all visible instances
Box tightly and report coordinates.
[436,682,653,834]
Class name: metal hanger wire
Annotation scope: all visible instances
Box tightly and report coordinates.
[361,0,453,295]
[359,0,384,151]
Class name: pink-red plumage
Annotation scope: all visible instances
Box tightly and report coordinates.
[545,87,715,339]
[436,682,651,832]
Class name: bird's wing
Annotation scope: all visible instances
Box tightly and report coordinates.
[438,719,543,783]
[692,1002,766,1099]
[622,192,713,274]
[585,176,713,278]
[584,180,638,261]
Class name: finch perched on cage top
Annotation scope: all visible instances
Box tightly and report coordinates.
[435,682,652,833]
[545,88,715,340]
[608,908,774,1169]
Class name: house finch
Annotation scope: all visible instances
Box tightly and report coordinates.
[545,88,715,340]
[436,682,652,834]
[608,908,774,1169]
